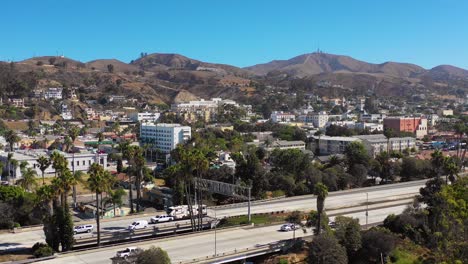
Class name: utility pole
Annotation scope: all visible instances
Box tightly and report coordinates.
[366,192,369,229]
[248,187,251,223]
[214,208,217,256]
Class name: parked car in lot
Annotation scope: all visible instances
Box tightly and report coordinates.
[280,223,298,232]
[150,215,174,224]
[73,224,94,234]
[127,220,148,230]
[116,247,142,258]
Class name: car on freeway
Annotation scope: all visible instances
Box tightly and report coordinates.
[280,223,298,232]
[150,214,174,224]
[127,220,148,230]
[115,247,142,258]
[73,224,94,234]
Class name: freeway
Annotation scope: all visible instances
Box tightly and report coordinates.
[42,204,409,264]
[0,179,426,251]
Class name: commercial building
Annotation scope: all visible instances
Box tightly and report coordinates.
[140,123,191,154]
[0,150,107,181]
[383,117,427,139]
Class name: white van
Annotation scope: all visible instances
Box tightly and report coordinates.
[127,220,148,230]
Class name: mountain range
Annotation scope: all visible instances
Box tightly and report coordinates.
[2,52,467,107]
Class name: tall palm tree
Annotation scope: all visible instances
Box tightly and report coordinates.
[314,182,328,235]
[36,184,56,215]
[87,163,106,246]
[37,155,51,185]
[17,167,38,192]
[70,171,85,208]
[134,147,146,213]
[4,129,20,152]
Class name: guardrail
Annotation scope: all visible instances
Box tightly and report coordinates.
[73,217,217,249]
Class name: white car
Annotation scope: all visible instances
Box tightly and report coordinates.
[280,223,298,232]
[127,220,148,230]
[150,215,174,224]
[116,247,142,258]
[73,224,94,234]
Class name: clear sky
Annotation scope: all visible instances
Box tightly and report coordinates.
[1,0,467,69]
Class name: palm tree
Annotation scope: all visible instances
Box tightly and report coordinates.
[68,126,80,143]
[37,156,51,185]
[63,136,73,153]
[431,149,445,178]
[314,182,328,235]
[4,129,20,151]
[103,187,126,217]
[36,184,56,215]
[134,148,146,213]
[443,156,459,184]
[70,171,85,208]
[87,163,106,246]
[17,167,38,192]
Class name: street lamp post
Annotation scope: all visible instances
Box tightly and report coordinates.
[214,208,217,256]
[365,192,369,229]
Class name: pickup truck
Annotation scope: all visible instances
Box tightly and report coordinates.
[116,247,142,258]
[73,224,94,234]
[150,215,174,224]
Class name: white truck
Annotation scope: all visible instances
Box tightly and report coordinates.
[150,214,174,224]
[115,247,142,258]
[167,204,207,220]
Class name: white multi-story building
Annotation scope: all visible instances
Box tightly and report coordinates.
[0,150,107,180]
[129,112,161,123]
[318,136,359,155]
[140,123,191,154]
[353,134,416,157]
[270,111,296,123]
[43,88,63,100]
[311,111,329,128]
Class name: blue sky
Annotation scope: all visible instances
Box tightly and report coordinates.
[1,0,467,69]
